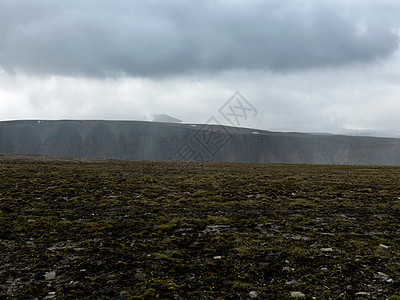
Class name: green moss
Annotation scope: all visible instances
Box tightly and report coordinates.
[142,288,156,299]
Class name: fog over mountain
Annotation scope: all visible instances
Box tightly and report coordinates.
[2,120,400,165]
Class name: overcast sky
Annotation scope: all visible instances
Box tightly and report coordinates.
[1,0,400,134]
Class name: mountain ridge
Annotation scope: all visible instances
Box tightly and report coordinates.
[1,119,400,165]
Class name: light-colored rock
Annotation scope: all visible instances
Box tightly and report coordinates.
[249,291,258,298]
[290,291,305,298]
[377,271,389,277]
[44,271,56,280]
[375,272,391,281]
[43,292,56,299]
[379,244,389,249]
[286,280,299,286]
[320,248,333,252]
[355,292,369,296]
[213,256,222,260]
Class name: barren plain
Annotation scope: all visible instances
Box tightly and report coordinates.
[1,154,399,299]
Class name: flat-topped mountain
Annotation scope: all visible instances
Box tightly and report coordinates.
[1,120,400,165]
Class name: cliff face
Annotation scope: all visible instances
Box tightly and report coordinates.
[1,120,400,165]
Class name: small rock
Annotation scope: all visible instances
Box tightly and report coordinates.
[375,272,391,281]
[282,266,292,272]
[119,291,128,297]
[213,256,222,260]
[379,244,389,249]
[249,291,258,298]
[377,271,389,277]
[290,291,305,298]
[43,293,56,300]
[355,292,369,296]
[44,271,56,280]
[286,280,299,286]
[320,248,333,252]
[320,267,329,272]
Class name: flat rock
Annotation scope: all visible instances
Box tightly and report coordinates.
[44,271,56,280]
[286,280,299,286]
[43,292,56,299]
[320,267,329,272]
[290,291,305,298]
[249,291,258,298]
[375,272,391,281]
[379,244,389,249]
[320,248,333,252]
[355,292,369,296]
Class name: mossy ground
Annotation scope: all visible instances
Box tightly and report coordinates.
[0,154,399,299]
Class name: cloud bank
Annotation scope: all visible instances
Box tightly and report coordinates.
[0,0,399,77]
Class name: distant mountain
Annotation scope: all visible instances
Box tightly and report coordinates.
[338,129,400,139]
[271,126,400,139]
[152,114,183,123]
[1,120,400,165]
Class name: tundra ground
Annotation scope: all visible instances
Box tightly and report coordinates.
[0,154,399,299]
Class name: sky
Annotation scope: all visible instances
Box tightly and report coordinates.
[1,0,400,135]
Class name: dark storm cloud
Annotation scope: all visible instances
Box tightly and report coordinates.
[0,0,399,77]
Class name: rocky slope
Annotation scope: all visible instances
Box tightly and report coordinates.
[1,120,400,165]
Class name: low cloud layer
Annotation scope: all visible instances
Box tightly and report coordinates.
[3,52,400,135]
[1,0,399,77]
[2,1,400,135]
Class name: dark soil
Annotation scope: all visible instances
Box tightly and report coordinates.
[0,154,399,299]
